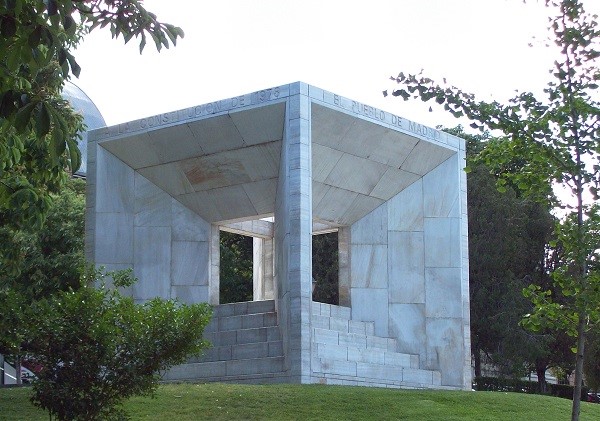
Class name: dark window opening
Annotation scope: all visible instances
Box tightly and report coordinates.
[220,231,253,304]
[312,231,339,305]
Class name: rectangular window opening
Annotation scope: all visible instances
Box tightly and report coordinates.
[219,230,253,304]
[312,231,339,305]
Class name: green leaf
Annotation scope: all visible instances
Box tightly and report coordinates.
[66,52,81,78]
[14,102,37,133]
[0,90,16,118]
[139,34,146,54]
[0,15,17,37]
[51,126,66,157]
[66,136,81,172]
[28,26,42,48]
[36,103,51,138]
[57,48,67,65]
[63,16,76,37]
[46,0,58,16]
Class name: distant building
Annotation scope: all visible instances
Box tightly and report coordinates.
[62,82,106,177]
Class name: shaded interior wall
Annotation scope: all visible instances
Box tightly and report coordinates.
[87,144,212,304]
[273,89,313,382]
[253,237,274,300]
[348,153,470,388]
[337,227,350,306]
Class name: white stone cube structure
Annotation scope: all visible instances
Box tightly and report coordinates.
[86,82,471,389]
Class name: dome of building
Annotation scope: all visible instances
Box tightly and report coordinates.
[62,82,106,176]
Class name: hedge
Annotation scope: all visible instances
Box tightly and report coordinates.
[473,376,588,400]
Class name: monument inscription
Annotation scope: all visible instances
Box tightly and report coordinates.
[97,86,284,139]
[329,94,441,142]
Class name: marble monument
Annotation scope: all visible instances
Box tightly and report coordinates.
[86,82,471,389]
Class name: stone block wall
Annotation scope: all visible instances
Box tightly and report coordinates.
[348,154,469,388]
[86,145,212,303]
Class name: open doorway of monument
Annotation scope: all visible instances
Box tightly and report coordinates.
[312,231,338,305]
[219,231,253,304]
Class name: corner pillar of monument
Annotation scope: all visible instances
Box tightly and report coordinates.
[275,83,312,382]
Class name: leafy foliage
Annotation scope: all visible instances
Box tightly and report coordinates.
[312,232,338,305]
[0,176,213,421]
[0,0,184,230]
[460,127,571,388]
[584,330,600,391]
[458,126,568,386]
[0,268,212,421]
[0,177,85,292]
[220,231,253,304]
[0,2,211,419]
[0,178,85,362]
[473,376,588,401]
[387,1,599,417]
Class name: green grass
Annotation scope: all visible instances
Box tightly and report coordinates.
[1,383,600,420]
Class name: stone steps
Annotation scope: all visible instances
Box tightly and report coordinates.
[314,343,419,368]
[165,300,286,382]
[167,299,442,389]
[312,301,352,319]
[164,356,285,381]
[312,358,441,386]
[204,325,281,347]
[311,371,445,389]
[169,371,290,385]
[312,314,375,335]
[189,340,283,363]
[312,327,398,352]
[310,301,441,389]
[213,300,276,318]
[203,312,278,332]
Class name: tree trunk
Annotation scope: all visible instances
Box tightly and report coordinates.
[571,316,586,421]
[536,363,547,394]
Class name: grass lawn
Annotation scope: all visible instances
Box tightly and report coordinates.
[1,383,599,420]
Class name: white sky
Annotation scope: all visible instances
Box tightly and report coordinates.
[72,0,599,129]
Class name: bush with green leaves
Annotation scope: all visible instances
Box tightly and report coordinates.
[473,376,588,400]
[1,268,212,420]
[0,0,184,232]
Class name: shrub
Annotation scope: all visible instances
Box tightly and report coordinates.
[473,376,588,401]
[473,376,538,394]
[5,269,212,420]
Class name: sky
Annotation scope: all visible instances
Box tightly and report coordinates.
[72,0,599,130]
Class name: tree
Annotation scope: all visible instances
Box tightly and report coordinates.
[0,177,85,386]
[0,3,213,417]
[386,1,600,418]
[0,177,85,294]
[584,330,600,391]
[0,0,184,231]
[454,127,572,391]
[1,268,212,420]
[219,231,253,304]
[312,232,339,305]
